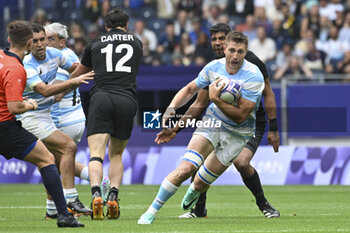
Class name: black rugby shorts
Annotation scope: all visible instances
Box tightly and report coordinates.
[87,92,137,140]
[0,119,38,160]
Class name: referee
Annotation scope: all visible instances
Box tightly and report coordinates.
[0,20,83,227]
[71,8,142,220]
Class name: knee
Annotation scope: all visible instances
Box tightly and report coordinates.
[176,164,196,181]
[46,152,56,164]
[62,140,77,156]
[234,157,249,173]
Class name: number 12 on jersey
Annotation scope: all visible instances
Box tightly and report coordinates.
[101,43,133,73]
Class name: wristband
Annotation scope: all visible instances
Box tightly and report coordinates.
[29,102,35,110]
[269,118,278,131]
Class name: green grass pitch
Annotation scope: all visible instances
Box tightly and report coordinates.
[0,184,349,233]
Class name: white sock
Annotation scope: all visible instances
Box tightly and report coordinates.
[46,199,57,215]
[80,167,89,182]
[63,188,78,203]
[147,178,179,215]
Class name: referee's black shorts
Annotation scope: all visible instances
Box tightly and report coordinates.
[87,92,137,140]
[0,119,38,160]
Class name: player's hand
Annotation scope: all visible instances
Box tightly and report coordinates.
[209,78,224,102]
[26,98,38,110]
[162,107,175,128]
[154,128,177,144]
[267,131,280,153]
[72,70,95,86]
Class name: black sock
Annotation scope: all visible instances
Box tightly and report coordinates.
[40,164,70,217]
[91,185,101,196]
[109,187,119,200]
[242,169,267,205]
[194,191,207,215]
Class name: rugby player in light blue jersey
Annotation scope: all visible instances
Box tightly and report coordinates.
[18,23,94,219]
[44,22,97,217]
[138,30,264,224]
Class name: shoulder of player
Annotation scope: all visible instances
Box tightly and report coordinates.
[46,47,63,58]
[62,47,79,62]
[241,61,264,81]
[242,60,262,75]
[204,58,225,69]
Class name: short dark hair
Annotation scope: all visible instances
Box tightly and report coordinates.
[209,23,232,36]
[226,30,248,48]
[32,23,45,34]
[7,20,33,47]
[104,8,129,29]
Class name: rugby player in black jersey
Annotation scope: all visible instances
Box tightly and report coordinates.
[70,8,142,220]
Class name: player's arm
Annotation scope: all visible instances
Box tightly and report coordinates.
[67,62,79,73]
[70,63,93,79]
[33,71,94,97]
[155,89,209,144]
[7,98,38,114]
[173,89,209,133]
[209,79,255,124]
[163,79,201,123]
[262,78,280,152]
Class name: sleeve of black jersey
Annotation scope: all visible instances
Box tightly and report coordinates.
[245,51,269,80]
[80,43,93,68]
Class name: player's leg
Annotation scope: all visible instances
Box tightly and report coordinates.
[43,130,91,216]
[179,165,208,218]
[181,152,228,211]
[234,142,280,218]
[87,133,110,220]
[59,122,89,182]
[23,140,84,227]
[138,134,213,224]
[105,137,128,219]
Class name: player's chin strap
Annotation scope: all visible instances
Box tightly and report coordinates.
[89,157,104,164]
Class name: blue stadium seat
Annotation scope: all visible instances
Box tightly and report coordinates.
[146,18,167,36]
[140,5,156,19]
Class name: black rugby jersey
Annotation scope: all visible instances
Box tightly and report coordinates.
[81,28,142,101]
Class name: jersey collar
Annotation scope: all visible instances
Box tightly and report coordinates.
[3,48,23,66]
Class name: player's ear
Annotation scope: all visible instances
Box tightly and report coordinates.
[24,39,32,55]
[7,36,10,44]
[125,22,129,31]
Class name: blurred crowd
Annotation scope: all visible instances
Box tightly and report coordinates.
[27,0,350,81]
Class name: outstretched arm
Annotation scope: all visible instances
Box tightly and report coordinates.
[33,71,94,97]
[155,89,209,144]
[162,80,201,125]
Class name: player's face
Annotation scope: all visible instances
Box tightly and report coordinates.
[224,41,247,74]
[210,31,226,59]
[31,31,47,60]
[46,31,61,49]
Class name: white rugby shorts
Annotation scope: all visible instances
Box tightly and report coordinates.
[58,121,85,143]
[18,109,57,141]
[193,126,248,166]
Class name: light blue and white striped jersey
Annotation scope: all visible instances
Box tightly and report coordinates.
[195,58,265,138]
[51,47,86,128]
[22,47,73,112]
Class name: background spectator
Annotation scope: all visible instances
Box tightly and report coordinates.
[274,55,313,80]
[304,39,327,74]
[249,26,276,64]
[133,20,158,51]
